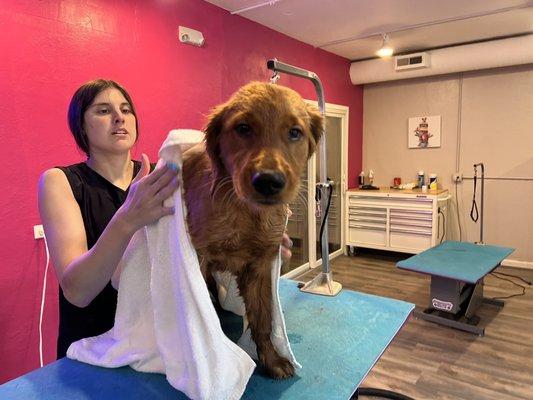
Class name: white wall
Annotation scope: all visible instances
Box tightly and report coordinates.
[362,64,533,265]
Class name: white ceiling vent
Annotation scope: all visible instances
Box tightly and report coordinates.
[395,52,429,71]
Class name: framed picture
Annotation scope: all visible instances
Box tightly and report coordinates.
[408,115,441,148]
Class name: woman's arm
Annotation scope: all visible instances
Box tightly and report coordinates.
[38,155,179,307]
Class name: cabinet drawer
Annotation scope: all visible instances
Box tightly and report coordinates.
[390,208,432,220]
[390,219,432,229]
[389,229,432,252]
[348,195,433,209]
[348,206,387,215]
[348,225,387,246]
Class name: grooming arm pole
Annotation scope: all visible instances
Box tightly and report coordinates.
[267,59,341,296]
[474,163,485,244]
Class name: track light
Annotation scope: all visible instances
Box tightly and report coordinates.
[376,33,393,57]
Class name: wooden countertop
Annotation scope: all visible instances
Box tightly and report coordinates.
[347,187,448,195]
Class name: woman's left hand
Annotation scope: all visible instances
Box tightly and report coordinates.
[281,232,293,263]
[281,206,294,263]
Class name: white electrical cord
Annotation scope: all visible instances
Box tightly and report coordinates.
[39,234,50,367]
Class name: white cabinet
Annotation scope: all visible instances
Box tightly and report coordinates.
[346,188,449,254]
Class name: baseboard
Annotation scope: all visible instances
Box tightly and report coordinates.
[501,258,533,271]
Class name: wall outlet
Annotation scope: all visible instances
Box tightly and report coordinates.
[33,224,45,239]
[452,172,463,183]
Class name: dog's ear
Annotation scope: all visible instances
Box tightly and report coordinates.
[306,103,325,158]
[204,103,228,187]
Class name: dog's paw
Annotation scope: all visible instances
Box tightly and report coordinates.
[261,352,295,379]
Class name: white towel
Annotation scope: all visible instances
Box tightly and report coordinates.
[67,129,299,400]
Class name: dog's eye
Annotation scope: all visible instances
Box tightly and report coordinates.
[235,123,252,137]
[288,128,302,141]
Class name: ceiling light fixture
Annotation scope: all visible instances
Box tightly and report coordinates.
[376,33,393,57]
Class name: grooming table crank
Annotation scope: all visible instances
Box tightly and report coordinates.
[397,241,514,336]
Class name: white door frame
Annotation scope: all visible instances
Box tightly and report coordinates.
[283,101,349,279]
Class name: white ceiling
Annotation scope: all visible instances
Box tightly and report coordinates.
[204,0,533,60]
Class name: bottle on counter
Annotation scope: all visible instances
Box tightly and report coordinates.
[417,170,425,188]
[358,171,365,188]
[429,173,438,190]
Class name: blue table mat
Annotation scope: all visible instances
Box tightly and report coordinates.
[1,279,414,400]
[397,241,514,283]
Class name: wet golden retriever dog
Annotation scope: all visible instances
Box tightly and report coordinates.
[182,82,323,379]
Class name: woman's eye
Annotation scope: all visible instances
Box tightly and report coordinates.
[235,123,252,137]
[97,108,109,115]
[121,108,132,114]
[288,128,302,141]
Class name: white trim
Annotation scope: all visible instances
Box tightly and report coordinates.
[282,262,310,279]
[501,258,533,271]
[286,100,349,276]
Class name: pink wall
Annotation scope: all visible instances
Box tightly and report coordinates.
[0,0,362,383]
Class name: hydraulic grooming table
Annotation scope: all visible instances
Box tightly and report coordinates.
[397,241,514,336]
[1,279,413,400]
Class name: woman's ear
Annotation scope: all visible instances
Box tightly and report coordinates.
[306,104,325,158]
[204,103,228,190]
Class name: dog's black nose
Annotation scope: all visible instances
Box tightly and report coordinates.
[252,170,286,196]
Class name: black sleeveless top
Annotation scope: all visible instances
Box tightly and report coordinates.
[56,161,141,358]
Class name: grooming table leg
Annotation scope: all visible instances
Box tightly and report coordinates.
[413,275,503,336]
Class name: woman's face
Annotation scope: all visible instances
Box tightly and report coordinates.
[83,88,137,156]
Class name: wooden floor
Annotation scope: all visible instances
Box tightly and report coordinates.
[297,250,533,400]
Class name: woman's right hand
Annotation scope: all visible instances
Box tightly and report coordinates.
[115,153,180,234]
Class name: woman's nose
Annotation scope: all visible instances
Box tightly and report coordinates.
[113,111,125,124]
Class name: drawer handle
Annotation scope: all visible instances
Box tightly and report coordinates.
[390,209,432,215]
[351,217,387,223]
[390,215,432,221]
[390,228,432,236]
[349,206,387,211]
[349,224,386,231]
[390,221,432,228]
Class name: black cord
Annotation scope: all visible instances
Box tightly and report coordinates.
[489,272,528,300]
[438,208,446,243]
[470,168,479,223]
[492,271,532,285]
[353,387,414,400]
[318,182,333,259]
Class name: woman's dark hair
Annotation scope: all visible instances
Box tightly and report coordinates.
[67,79,139,157]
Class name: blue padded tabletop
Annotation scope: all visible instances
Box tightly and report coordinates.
[397,241,514,284]
[1,279,413,400]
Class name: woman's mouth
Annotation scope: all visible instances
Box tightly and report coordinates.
[112,129,129,135]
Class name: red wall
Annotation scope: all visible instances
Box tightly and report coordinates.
[0,0,362,383]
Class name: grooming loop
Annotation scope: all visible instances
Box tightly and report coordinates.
[267,58,341,296]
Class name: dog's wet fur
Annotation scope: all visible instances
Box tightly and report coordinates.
[182,82,323,379]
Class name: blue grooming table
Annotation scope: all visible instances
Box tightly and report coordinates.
[397,241,514,336]
[1,279,413,400]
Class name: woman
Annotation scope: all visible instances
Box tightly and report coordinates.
[39,79,293,358]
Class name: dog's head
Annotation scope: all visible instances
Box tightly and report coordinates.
[204,82,324,207]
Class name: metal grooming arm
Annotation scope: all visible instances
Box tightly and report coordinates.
[474,163,485,244]
[267,59,341,296]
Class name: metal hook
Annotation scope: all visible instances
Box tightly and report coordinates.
[270,71,280,84]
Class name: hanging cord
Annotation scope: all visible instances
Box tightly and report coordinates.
[438,208,446,243]
[470,166,479,222]
[317,181,334,259]
[489,271,531,300]
[39,234,51,367]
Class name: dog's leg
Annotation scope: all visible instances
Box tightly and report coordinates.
[238,261,295,379]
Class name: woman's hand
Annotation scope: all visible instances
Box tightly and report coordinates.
[281,207,293,263]
[115,153,180,234]
[281,232,293,263]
